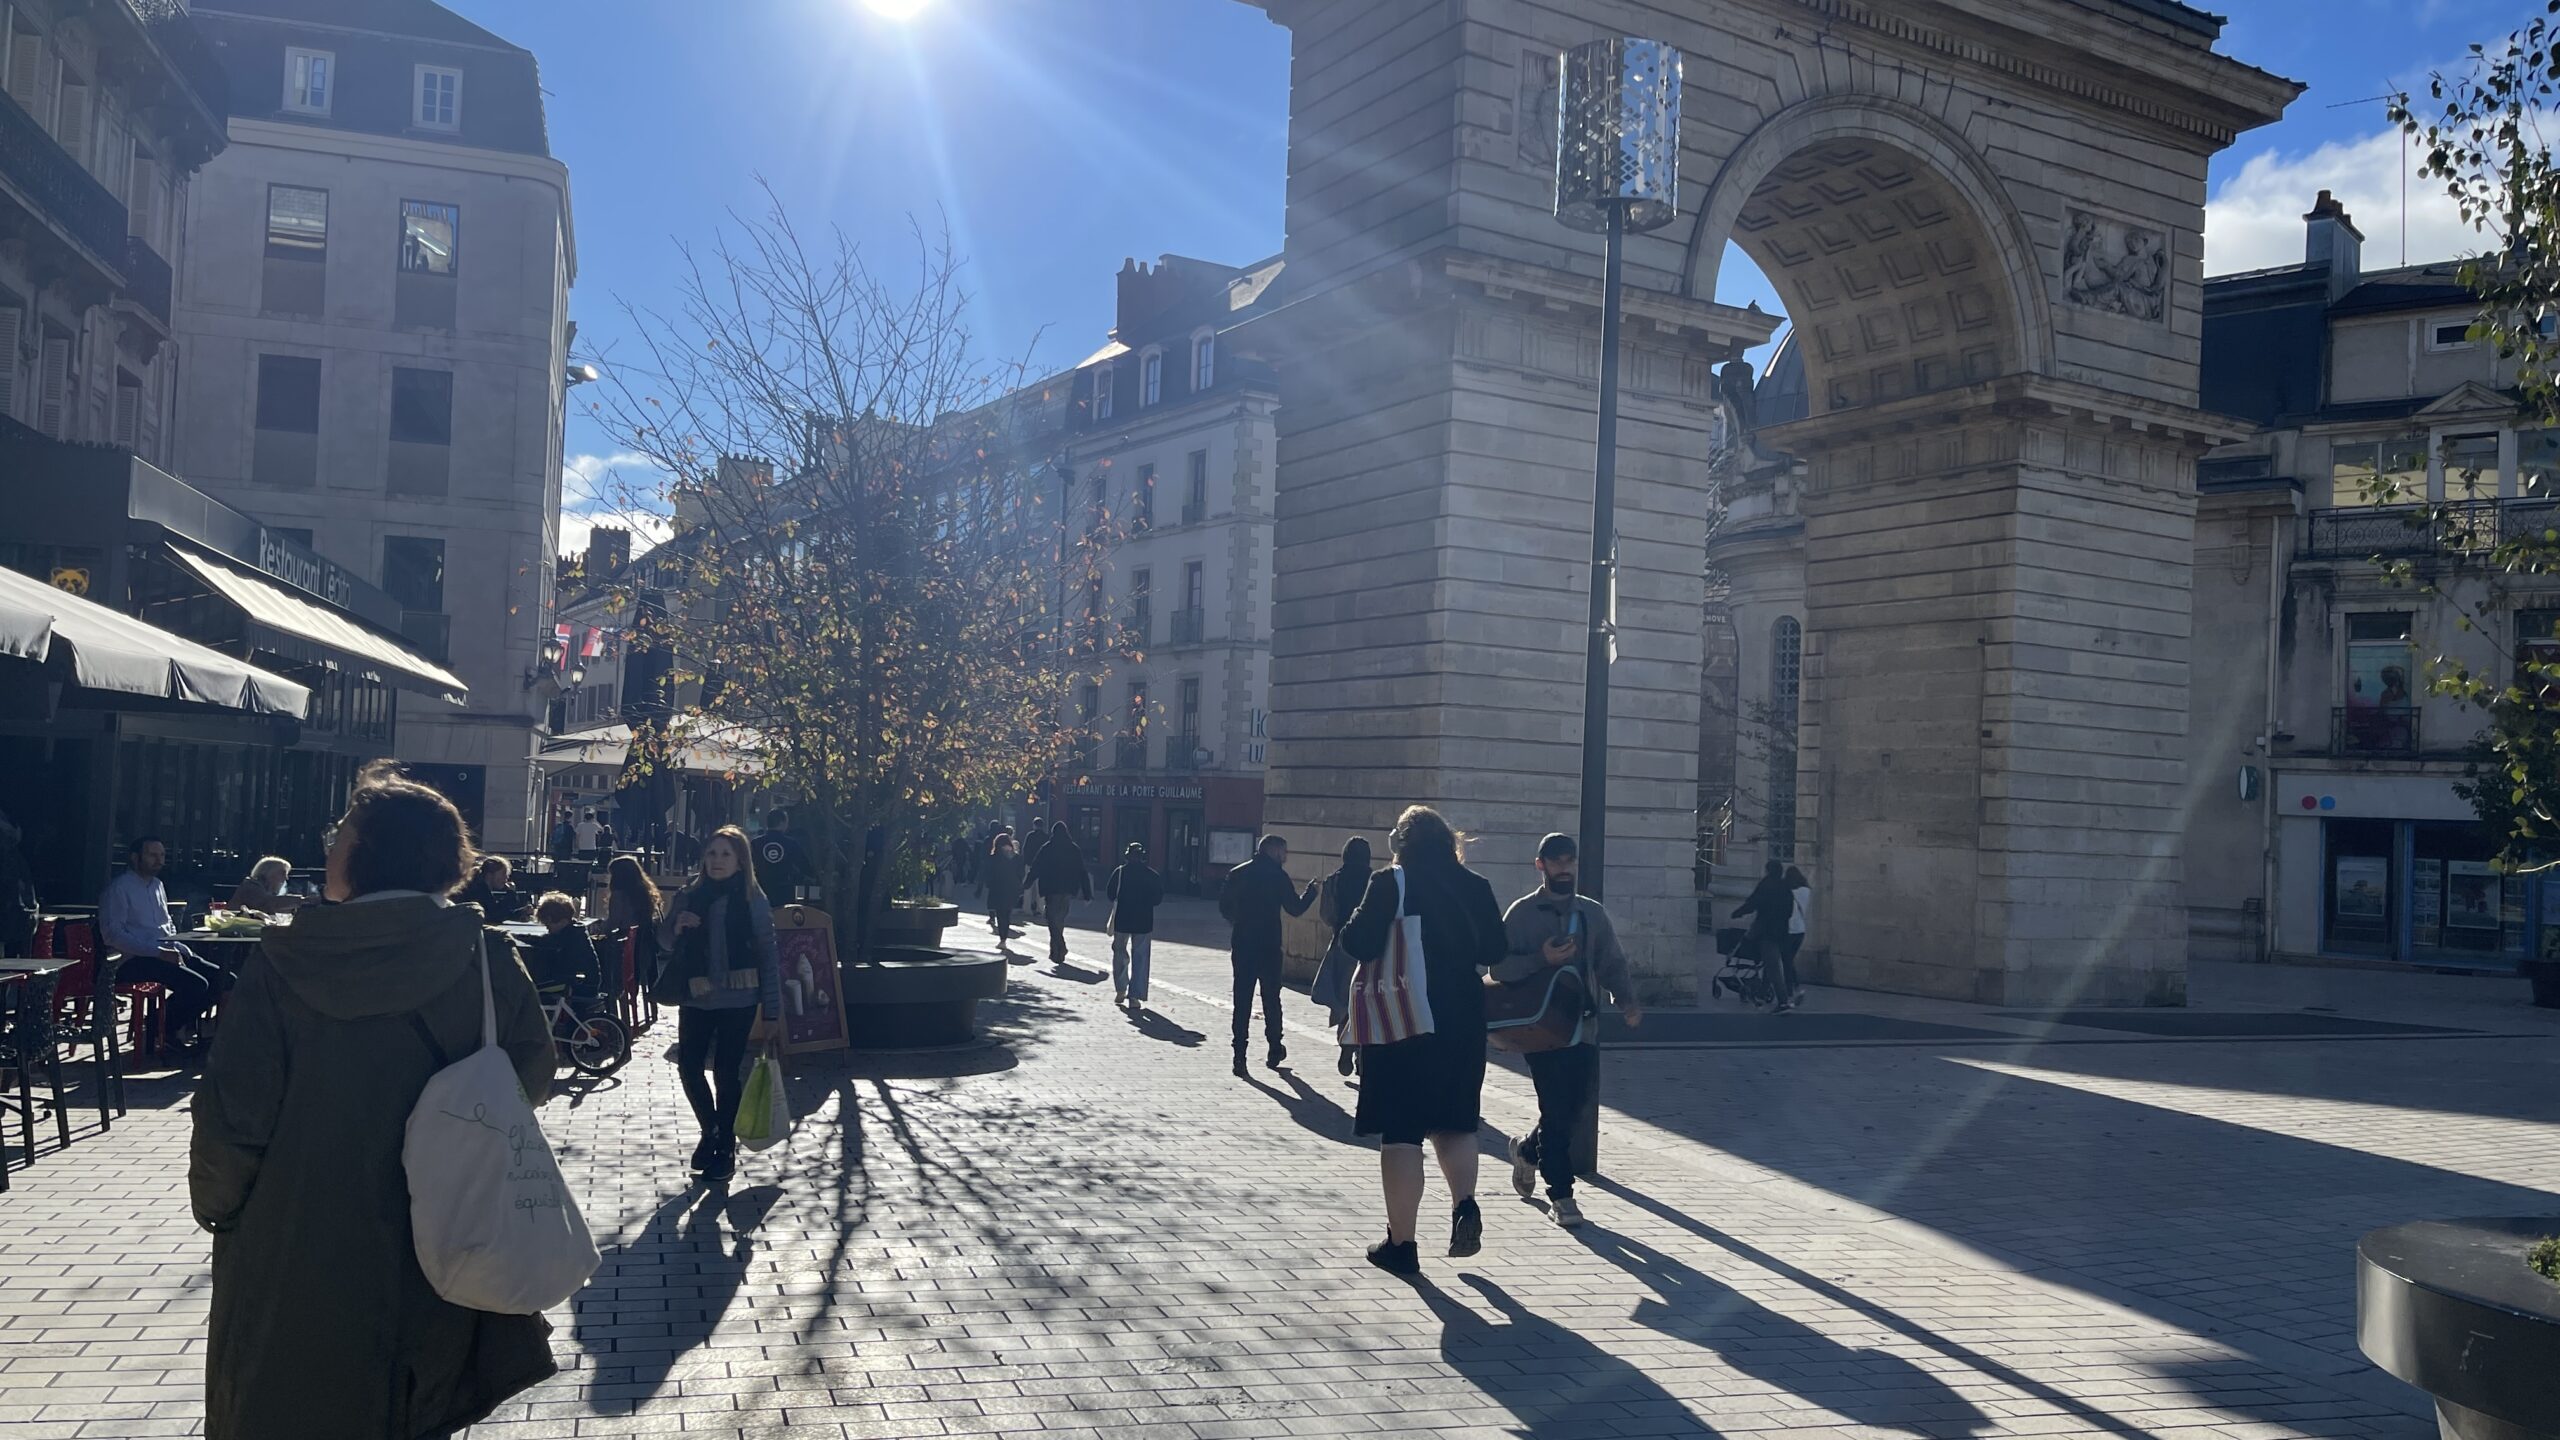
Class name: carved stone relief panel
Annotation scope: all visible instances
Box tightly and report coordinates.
[1517,48,1561,172]
[2062,209,2168,323]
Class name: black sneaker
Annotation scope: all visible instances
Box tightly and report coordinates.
[702,1136,736,1184]
[1266,1040,1287,1070]
[688,1133,716,1174]
[1233,1050,1249,1078]
[1449,1197,1484,1258]
[1337,1047,1356,1077]
[1365,1238,1420,1276]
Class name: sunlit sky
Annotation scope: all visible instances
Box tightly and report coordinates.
[434,0,2531,544]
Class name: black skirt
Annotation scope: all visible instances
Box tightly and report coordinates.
[1354,1023,1486,1143]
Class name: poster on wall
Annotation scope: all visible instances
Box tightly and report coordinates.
[773,906,848,1055]
[2334,856,2390,922]
[2344,644,2412,711]
[2411,860,2442,947]
[2445,860,2501,931]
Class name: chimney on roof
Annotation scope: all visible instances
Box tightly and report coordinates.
[2305,189,2363,300]
[583,526,630,580]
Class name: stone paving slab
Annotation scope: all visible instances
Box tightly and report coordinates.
[4,902,2533,1437]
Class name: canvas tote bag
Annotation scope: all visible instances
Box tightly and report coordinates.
[1341,866,1436,1046]
[404,939,600,1314]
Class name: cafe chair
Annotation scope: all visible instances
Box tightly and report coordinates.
[43,920,131,1127]
[0,962,73,1189]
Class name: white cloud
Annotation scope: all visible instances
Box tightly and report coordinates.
[2204,126,2490,277]
[559,451,673,561]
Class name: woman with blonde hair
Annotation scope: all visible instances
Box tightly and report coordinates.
[1334,805,1507,1275]
[655,824,781,1183]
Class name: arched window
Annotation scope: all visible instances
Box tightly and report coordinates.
[1140,349,1163,406]
[1768,616,1801,858]
[1192,329,1216,391]
[1091,365,1113,420]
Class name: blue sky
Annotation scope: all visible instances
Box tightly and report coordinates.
[444,0,2527,545]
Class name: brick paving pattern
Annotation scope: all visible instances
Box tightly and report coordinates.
[6,899,2552,1438]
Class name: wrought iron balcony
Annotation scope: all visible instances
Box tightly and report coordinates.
[1169,608,1205,645]
[2302,500,2560,561]
[121,234,172,327]
[1163,738,1204,772]
[1114,736,1149,770]
[0,87,130,273]
[2332,706,2420,757]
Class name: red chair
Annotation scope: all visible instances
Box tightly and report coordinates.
[46,921,129,1125]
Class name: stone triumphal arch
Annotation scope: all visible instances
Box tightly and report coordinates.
[1235,0,2298,1004]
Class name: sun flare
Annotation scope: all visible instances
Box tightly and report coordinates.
[861,0,934,19]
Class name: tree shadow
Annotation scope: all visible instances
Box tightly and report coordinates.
[1239,1066,1365,1147]
[1583,1227,1996,1436]
[1415,1272,1721,1437]
[1125,1004,1205,1048]
[569,1180,784,1416]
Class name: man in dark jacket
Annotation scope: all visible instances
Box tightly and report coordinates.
[1105,841,1165,1009]
[754,808,809,903]
[1027,821,1090,961]
[1219,833,1319,1075]
[1731,858,1795,1011]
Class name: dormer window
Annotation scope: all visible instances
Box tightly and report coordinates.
[2427,317,2477,352]
[1092,366,1113,421]
[285,48,333,116]
[1141,349,1163,406]
[1192,330,1215,391]
[414,65,461,131]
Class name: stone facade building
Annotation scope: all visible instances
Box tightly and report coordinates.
[1047,254,1282,892]
[168,0,573,849]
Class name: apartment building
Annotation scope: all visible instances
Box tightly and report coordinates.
[169,0,573,848]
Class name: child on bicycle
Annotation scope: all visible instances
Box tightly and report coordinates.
[524,891,605,1012]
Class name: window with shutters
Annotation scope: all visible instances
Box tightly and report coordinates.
[112,370,139,450]
[37,330,70,439]
[53,70,86,163]
[5,21,39,115]
[125,145,155,242]
[0,304,19,422]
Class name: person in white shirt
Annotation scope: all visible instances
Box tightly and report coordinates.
[99,836,231,1048]
[573,811,602,858]
[1778,865,1811,1010]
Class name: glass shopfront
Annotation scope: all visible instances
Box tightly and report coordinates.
[2322,816,2534,968]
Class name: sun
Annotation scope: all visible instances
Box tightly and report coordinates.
[861,0,934,19]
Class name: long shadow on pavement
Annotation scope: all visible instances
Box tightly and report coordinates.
[570,1181,783,1415]
[1237,1066,1364,1147]
[1414,1272,1721,1437]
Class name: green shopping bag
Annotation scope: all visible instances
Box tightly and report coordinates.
[734,1052,791,1151]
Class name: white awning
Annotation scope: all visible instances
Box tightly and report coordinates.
[164,545,468,702]
[0,565,310,716]
[537,720,764,776]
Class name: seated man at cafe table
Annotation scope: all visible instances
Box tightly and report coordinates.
[227,856,305,916]
[100,836,234,1052]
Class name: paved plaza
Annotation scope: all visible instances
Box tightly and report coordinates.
[4,903,2556,1439]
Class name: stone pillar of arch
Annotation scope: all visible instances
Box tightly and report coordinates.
[1239,0,2297,1000]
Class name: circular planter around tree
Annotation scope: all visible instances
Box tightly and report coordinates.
[2358,1217,2560,1440]
[871,901,961,952]
[841,945,1008,1049]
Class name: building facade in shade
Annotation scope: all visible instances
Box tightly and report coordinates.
[1048,254,1282,894]
[168,0,573,849]
[1706,192,2560,980]
[0,0,225,466]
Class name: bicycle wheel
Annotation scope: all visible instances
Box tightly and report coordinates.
[568,1014,630,1076]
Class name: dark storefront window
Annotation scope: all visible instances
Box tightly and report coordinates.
[0,541,105,597]
[2410,822,2527,962]
[107,735,357,896]
[382,535,448,663]
[2324,817,2395,956]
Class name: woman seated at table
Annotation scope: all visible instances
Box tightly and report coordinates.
[227,857,303,916]
[453,856,529,921]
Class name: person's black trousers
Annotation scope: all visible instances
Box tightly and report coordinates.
[674,1005,756,1136]
[1519,1041,1600,1199]
[1230,948,1284,1053]
[116,949,229,1036]
[1772,934,1805,1000]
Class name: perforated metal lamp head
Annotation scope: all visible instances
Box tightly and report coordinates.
[1554,37,1682,235]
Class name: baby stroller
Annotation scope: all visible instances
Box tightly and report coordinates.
[1708,927,1780,1008]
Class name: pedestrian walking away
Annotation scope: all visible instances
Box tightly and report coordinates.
[1313,835,1373,1078]
[752,807,810,905]
[99,835,232,1051]
[656,826,783,1184]
[1220,832,1318,1075]
[982,832,1026,944]
[1780,865,1812,1009]
[191,763,559,1440]
[1335,806,1506,1275]
[1105,841,1165,1008]
[1497,832,1642,1229]
[1731,858,1797,1011]
[1026,821,1090,962]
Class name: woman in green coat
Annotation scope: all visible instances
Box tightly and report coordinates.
[191,765,559,1440]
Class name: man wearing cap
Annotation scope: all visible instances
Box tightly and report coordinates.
[1104,840,1165,1010]
[1494,832,1641,1227]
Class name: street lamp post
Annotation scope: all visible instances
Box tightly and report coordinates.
[1554,37,1680,1184]
[1554,36,1681,903]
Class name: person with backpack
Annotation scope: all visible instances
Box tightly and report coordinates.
[1104,841,1165,1010]
[1026,821,1090,962]
[191,763,558,1440]
[1220,833,1319,1076]
[1731,858,1797,1012]
[1495,833,1641,1228]
[1333,806,1507,1275]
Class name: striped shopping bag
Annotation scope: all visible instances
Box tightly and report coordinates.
[1342,866,1436,1046]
